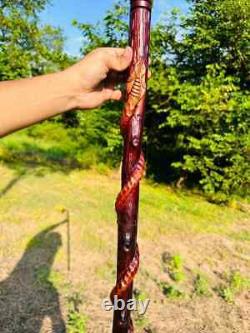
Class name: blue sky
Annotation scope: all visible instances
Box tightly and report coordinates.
[40,0,187,55]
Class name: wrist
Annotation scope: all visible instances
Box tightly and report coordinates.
[57,69,82,111]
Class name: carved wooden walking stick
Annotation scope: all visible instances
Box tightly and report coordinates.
[111,1,152,332]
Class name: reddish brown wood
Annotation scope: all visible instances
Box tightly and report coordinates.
[111,1,152,332]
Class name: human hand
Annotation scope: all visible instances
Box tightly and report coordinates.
[64,47,133,109]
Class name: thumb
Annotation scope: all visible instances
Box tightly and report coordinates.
[104,47,133,72]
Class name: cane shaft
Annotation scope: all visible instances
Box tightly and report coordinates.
[111,1,152,332]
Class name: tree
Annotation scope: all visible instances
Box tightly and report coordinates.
[0,0,70,80]
[148,0,250,200]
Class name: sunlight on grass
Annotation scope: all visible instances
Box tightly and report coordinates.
[0,164,247,245]
[0,162,249,333]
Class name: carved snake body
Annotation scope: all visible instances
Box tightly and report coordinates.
[111,61,146,308]
[111,1,152,331]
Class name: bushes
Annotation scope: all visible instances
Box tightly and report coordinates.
[163,66,249,201]
[146,0,250,200]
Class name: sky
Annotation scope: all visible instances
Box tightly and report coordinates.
[40,0,188,56]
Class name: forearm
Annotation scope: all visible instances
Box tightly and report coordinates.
[0,71,76,137]
[0,47,133,137]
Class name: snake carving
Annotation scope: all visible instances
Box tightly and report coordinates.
[111,1,152,332]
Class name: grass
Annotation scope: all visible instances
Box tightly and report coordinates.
[162,254,185,282]
[230,230,250,242]
[193,273,211,297]
[216,271,250,303]
[0,163,247,256]
[0,122,103,173]
[159,282,186,299]
[67,292,88,333]
[0,131,249,332]
[0,129,247,239]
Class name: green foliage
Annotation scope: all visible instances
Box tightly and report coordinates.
[162,253,185,282]
[193,273,211,297]
[217,271,250,303]
[67,308,88,333]
[133,289,150,328]
[160,253,187,299]
[160,282,185,299]
[0,122,106,171]
[164,65,249,201]
[133,288,149,302]
[147,0,250,200]
[77,105,123,165]
[230,230,250,242]
[67,292,88,333]
[0,0,71,80]
[134,315,149,330]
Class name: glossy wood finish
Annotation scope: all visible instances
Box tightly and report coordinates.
[111,1,152,332]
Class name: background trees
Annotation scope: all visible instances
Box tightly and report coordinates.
[147,0,250,201]
[0,0,70,80]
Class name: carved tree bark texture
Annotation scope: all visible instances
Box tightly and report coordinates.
[111,1,152,332]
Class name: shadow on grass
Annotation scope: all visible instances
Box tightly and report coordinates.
[0,171,26,199]
[0,141,82,175]
[0,221,68,333]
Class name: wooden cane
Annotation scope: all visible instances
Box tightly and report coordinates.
[111,1,152,332]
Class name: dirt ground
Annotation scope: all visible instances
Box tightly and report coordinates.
[68,232,250,333]
[1,224,249,332]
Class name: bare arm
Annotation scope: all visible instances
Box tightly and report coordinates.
[0,47,132,137]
